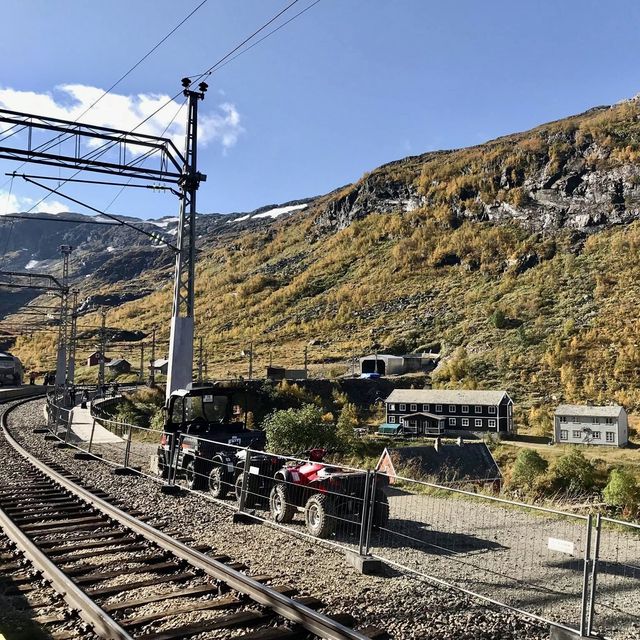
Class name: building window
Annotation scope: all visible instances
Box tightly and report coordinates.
[475,419,482,428]
[399,404,406,411]
[410,404,417,412]
[388,404,395,411]
[475,406,482,414]
[572,430,581,439]
[559,416,567,423]
[592,417,600,424]
[606,432,615,443]
[489,419,496,428]
[448,418,456,426]
[488,406,496,415]
[435,404,442,413]
[605,418,614,424]
[449,405,456,413]
[388,416,396,424]
[592,431,601,440]
[422,404,429,412]
[560,430,568,440]
[508,404,512,416]
[462,418,469,427]
[462,405,469,414]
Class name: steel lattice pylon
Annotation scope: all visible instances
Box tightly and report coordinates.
[166,79,207,397]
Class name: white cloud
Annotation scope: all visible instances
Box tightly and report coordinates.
[0,189,70,215]
[0,84,244,151]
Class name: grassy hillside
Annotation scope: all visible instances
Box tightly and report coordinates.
[11,99,640,433]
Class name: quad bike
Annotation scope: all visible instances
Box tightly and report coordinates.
[207,447,283,509]
[269,448,389,539]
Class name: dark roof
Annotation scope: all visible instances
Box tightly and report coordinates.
[105,358,130,367]
[382,443,500,483]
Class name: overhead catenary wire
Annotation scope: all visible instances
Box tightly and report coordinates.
[31,0,318,200]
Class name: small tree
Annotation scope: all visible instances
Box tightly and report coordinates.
[490,308,507,329]
[603,468,639,513]
[550,449,596,494]
[336,402,359,449]
[262,404,338,454]
[510,449,548,491]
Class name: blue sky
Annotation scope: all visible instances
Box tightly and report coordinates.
[1,0,639,219]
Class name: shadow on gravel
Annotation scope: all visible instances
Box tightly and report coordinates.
[0,575,53,640]
[370,518,506,556]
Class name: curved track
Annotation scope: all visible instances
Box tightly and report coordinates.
[0,394,382,640]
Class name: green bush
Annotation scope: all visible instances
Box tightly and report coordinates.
[549,449,596,494]
[510,449,548,490]
[603,468,639,512]
[262,404,338,454]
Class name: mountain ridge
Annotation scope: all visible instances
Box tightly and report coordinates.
[5,97,640,419]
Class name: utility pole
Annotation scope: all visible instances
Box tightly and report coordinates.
[55,245,73,386]
[166,78,208,399]
[67,290,78,384]
[98,308,107,389]
[203,354,208,382]
[304,345,308,379]
[139,342,145,384]
[149,328,156,387]
[197,336,203,384]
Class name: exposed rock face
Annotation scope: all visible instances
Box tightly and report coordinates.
[313,104,640,235]
[315,176,422,231]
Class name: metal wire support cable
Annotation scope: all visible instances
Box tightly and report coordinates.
[0,0,210,193]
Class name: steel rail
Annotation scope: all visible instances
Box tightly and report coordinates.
[0,395,133,640]
[1,396,371,640]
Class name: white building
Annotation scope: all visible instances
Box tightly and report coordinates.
[554,404,628,447]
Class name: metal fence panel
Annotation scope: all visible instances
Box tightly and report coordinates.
[590,516,640,640]
[367,471,590,633]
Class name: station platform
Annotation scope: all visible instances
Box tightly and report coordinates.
[69,404,122,444]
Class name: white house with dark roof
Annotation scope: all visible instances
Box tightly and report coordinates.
[554,404,628,447]
[380,389,513,436]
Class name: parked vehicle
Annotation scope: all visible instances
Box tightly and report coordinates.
[212,448,284,509]
[269,448,389,538]
[155,383,266,490]
[0,352,23,386]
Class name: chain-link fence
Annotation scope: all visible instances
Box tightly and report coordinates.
[41,393,640,638]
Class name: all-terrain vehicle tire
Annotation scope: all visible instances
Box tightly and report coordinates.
[185,459,206,491]
[235,474,258,509]
[373,491,390,530]
[269,483,296,524]
[157,455,170,480]
[208,464,229,499]
[304,493,334,538]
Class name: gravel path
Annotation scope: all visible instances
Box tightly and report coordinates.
[4,398,558,640]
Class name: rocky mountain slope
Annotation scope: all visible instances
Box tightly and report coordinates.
[6,97,640,420]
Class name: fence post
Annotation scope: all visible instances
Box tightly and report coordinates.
[88,419,96,453]
[233,447,258,524]
[170,432,181,485]
[364,471,379,555]
[580,514,593,636]
[123,424,132,469]
[586,513,602,637]
[358,471,372,556]
[238,447,252,513]
[64,408,73,444]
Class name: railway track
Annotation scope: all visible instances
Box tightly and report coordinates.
[0,395,386,640]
